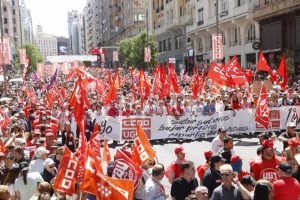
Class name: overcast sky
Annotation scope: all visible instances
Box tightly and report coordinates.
[26,0,86,37]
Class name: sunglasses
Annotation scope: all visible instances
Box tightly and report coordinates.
[48,165,55,168]
[221,173,230,177]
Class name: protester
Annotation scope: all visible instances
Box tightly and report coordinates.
[240,175,256,197]
[211,164,250,200]
[278,122,299,150]
[194,186,209,200]
[29,147,49,173]
[165,146,187,183]
[170,161,199,200]
[230,155,250,180]
[253,179,273,200]
[14,162,44,200]
[211,128,227,153]
[144,163,167,200]
[202,154,225,198]
[134,161,152,200]
[284,137,300,172]
[196,150,213,184]
[218,136,234,164]
[250,139,286,182]
[272,162,300,200]
[29,182,52,200]
[61,121,76,152]
[40,158,56,184]
[0,185,10,200]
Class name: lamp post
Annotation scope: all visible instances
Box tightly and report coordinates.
[0,0,7,96]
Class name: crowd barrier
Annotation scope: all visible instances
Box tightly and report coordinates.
[70,106,300,141]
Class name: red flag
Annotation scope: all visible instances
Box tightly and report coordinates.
[95,79,108,96]
[103,139,111,163]
[114,69,120,89]
[112,150,143,190]
[257,51,271,72]
[81,145,134,200]
[65,69,76,80]
[225,56,248,85]
[75,68,96,85]
[254,84,270,129]
[0,141,7,155]
[107,71,113,85]
[168,63,181,93]
[160,63,167,85]
[245,69,254,82]
[89,123,101,160]
[69,77,90,124]
[103,81,117,106]
[139,69,151,107]
[191,65,199,99]
[54,147,82,195]
[131,124,156,166]
[130,68,136,101]
[278,54,288,90]
[208,62,234,87]
[74,122,87,163]
[60,86,68,99]
[153,64,162,95]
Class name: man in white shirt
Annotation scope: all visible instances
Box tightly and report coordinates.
[211,128,227,153]
[29,147,49,173]
[144,163,168,200]
[192,100,203,116]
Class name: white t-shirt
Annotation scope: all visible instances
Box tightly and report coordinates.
[15,172,44,200]
[29,159,45,173]
[211,136,224,153]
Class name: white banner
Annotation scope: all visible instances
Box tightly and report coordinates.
[90,106,300,141]
[212,34,223,61]
[47,55,98,62]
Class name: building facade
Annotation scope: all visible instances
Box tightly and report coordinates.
[68,10,80,55]
[34,26,58,60]
[149,0,193,70]
[185,0,260,69]
[254,0,300,74]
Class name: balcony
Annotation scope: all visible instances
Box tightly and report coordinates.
[255,0,300,21]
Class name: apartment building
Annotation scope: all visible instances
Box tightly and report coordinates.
[34,26,58,60]
[185,0,260,69]
[255,0,300,74]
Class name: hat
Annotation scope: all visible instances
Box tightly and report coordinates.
[211,154,226,163]
[35,147,49,159]
[277,162,292,174]
[204,150,213,159]
[288,138,300,147]
[45,129,54,137]
[44,158,55,167]
[287,122,296,127]
[241,175,256,186]
[262,139,274,149]
[218,127,227,133]
[52,141,63,148]
[231,155,242,163]
[174,146,185,154]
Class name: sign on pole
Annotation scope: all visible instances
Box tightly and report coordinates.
[0,37,10,65]
[212,34,223,61]
[144,47,151,63]
[169,58,176,64]
[19,49,26,64]
[113,51,119,62]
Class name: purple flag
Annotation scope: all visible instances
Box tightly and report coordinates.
[46,68,57,90]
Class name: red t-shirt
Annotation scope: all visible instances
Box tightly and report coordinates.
[107,107,119,117]
[238,170,250,181]
[272,176,300,200]
[171,106,184,117]
[197,163,208,182]
[250,156,286,183]
[121,109,134,116]
[165,161,183,180]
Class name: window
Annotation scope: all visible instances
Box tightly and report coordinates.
[13,18,16,24]
[232,26,241,46]
[197,8,204,26]
[159,41,162,52]
[168,38,172,51]
[247,24,256,42]
[5,29,8,34]
[4,18,7,24]
[175,35,182,49]
[3,7,6,12]
[13,27,16,33]
[163,39,167,51]
[12,0,15,6]
[12,9,15,15]
[221,0,228,12]
[198,38,203,52]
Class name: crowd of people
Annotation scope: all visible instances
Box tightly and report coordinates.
[0,66,300,200]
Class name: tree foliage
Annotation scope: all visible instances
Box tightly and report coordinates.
[119,32,158,69]
[15,44,44,72]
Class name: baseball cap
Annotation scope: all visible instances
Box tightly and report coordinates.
[35,147,49,159]
[241,175,256,186]
[211,154,226,163]
[19,161,29,172]
[204,150,213,159]
[44,158,55,167]
[231,155,242,163]
[174,146,185,154]
[218,127,227,133]
[287,122,296,127]
[262,139,274,149]
[277,162,292,174]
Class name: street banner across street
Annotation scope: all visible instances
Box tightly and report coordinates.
[71,106,300,141]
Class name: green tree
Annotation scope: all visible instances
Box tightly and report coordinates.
[119,32,158,69]
[15,44,44,72]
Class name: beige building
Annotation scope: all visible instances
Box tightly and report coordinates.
[34,26,58,60]
[185,0,260,69]
[148,0,193,70]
